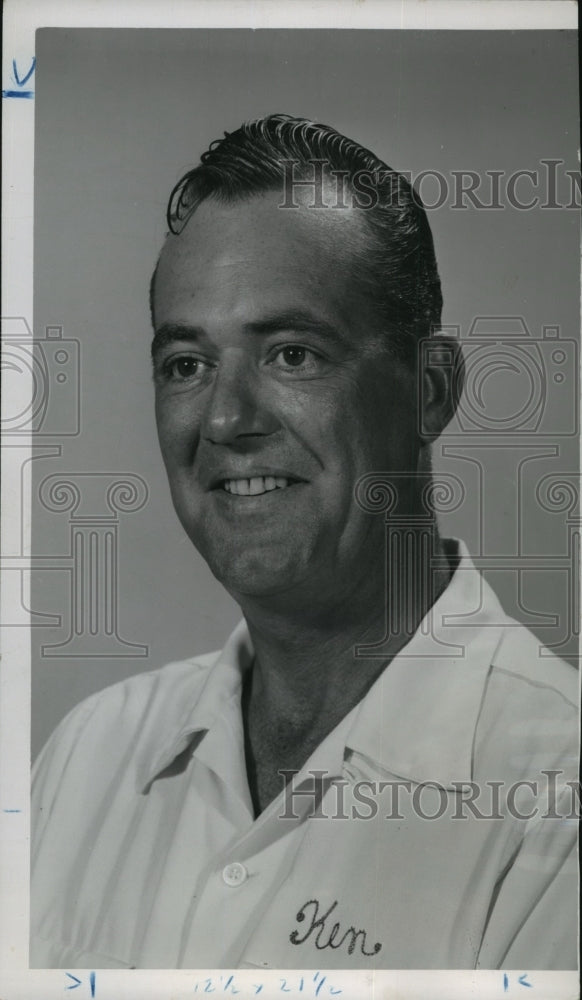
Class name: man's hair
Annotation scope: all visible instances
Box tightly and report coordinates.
[153,113,443,366]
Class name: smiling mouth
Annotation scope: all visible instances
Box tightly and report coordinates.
[221,476,298,496]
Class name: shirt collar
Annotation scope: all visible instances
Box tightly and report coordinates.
[345,539,506,787]
[137,620,253,793]
[139,540,506,793]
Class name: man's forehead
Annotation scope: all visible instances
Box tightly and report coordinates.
[152,189,384,345]
[157,187,370,277]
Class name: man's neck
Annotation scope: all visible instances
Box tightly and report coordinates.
[238,528,453,816]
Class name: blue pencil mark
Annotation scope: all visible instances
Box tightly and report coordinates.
[195,974,342,997]
[3,808,21,813]
[3,56,36,99]
[13,57,36,86]
[518,974,532,988]
[2,89,34,99]
[65,972,82,990]
[504,974,509,992]
[90,971,96,997]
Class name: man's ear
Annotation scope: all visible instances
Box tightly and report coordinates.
[417,333,465,443]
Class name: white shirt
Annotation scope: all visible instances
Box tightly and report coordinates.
[31,541,578,969]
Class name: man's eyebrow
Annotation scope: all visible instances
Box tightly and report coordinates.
[151,313,347,359]
[151,324,204,359]
[245,311,346,342]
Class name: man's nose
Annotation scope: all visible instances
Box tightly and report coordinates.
[201,359,279,445]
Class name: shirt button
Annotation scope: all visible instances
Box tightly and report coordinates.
[222,861,248,887]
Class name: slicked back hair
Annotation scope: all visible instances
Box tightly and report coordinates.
[154,114,443,367]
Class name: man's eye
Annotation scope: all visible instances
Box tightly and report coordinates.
[271,345,320,371]
[162,355,206,382]
[280,345,307,367]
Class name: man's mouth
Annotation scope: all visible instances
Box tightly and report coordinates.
[222,476,296,496]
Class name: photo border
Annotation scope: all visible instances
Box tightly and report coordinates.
[1,2,579,998]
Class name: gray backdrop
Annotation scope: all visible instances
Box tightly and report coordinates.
[28,28,579,757]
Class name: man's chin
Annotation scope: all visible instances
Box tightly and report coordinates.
[205,551,310,602]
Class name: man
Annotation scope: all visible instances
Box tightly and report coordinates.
[31,115,578,969]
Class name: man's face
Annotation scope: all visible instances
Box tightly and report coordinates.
[153,191,421,606]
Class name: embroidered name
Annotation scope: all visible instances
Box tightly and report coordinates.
[289,898,382,957]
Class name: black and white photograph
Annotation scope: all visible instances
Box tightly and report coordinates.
[1,2,579,996]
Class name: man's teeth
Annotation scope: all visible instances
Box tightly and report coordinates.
[223,476,291,495]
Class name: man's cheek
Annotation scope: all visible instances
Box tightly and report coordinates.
[158,414,197,463]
